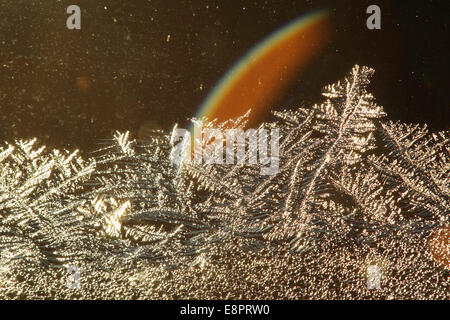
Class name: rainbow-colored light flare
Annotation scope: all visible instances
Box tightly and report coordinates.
[193,9,331,131]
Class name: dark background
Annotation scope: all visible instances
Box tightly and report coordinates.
[0,0,448,153]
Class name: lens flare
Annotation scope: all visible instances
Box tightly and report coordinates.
[193,9,331,131]
[429,225,449,269]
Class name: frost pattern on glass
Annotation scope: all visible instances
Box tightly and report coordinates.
[0,66,448,299]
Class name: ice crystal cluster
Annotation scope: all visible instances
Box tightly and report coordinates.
[0,66,448,299]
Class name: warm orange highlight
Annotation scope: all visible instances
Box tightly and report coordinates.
[429,225,449,269]
[201,13,330,128]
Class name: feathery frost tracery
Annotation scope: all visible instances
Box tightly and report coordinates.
[0,65,448,299]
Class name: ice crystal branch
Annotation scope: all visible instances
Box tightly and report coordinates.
[0,65,448,299]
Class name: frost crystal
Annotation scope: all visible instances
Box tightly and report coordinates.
[0,65,448,299]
